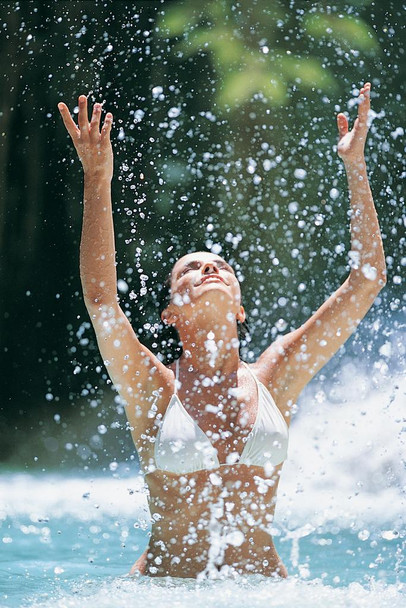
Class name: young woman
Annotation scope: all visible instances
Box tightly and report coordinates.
[58,82,386,578]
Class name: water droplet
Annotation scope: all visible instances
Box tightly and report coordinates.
[168,107,180,118]
[294,168,307,180]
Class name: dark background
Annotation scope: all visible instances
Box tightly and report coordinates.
[0,0,404,469]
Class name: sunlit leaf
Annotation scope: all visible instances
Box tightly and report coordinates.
[217,68,287,109]
[280,56,337,90]
[261,75,288,105]
[157,4,199,37]
[211,30,246,66]
[207,0,229,21]
[175,29,213,57]
[175,27,245,67]
[305,14,379,51]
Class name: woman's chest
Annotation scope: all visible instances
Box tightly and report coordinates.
[180,376,258,429]
[179,384,258,460]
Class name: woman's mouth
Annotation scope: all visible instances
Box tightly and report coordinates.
[197,275,226,285]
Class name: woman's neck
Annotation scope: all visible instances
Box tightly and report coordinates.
[177,320,241,376]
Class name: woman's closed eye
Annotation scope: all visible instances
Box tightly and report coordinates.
[218,263,235,274]
[178,263,199,278]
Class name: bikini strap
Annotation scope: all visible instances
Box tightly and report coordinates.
[174,358,180,395]
[241,360,261,409]
[241,360,259,385]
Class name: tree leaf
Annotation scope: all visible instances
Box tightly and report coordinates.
[280,55,337,90]
[305,13,379,52]
[157,4,199,37]
[217,68,287,109]
[175,27,245,66]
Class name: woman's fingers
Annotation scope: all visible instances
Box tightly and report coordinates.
[89,103,102,142]
[357,82,371,128]
[337,82,370,140]
[59,95,112,149]
[57,102,80,141]
[59,96,109,142]
[100,112,113,143]
[336,82,371,159]
[360,81,371,98]
[337,112,348,139]
[77,95,89,136]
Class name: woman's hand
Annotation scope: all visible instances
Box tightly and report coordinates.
[337,82,370,165]
[58,95,113,180]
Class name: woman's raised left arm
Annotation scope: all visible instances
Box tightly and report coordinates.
[337,82,386,286]
[258,83,386,405]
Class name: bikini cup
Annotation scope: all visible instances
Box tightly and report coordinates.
[154,361,289,474]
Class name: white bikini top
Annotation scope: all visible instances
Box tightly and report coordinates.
[154,360,288,474]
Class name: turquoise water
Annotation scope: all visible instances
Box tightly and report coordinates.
[1,473,404,607]
[1,371,405,606]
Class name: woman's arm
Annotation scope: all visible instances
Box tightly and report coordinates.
[58,96,171,415]
[258,83,386,409]
[58,96,116,306]
[337,82,386,287]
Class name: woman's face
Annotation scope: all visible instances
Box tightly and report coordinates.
[165,251,245,322]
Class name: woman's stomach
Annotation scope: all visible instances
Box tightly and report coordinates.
[142,465,284,577]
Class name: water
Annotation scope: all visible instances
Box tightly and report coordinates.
[1,372,405,607]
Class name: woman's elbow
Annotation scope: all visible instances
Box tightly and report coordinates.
[349,265,387,295]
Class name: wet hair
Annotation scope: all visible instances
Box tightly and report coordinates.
[157,264,250,363]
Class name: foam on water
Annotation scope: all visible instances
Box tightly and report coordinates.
[0,474,148,523]
[24,576,406,608]
[278,363,405,531]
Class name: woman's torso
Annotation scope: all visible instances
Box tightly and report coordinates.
[125,360,289,578]
[140,465,286,577]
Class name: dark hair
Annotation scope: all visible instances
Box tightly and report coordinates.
[157,266,250,363]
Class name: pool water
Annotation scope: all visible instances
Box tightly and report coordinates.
[1,473,404,607]
[1,371,405,606]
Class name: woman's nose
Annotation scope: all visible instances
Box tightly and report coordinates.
[202,262,219,274]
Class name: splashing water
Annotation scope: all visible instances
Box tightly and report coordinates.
[1,1,405,607]
[204,331,219,368]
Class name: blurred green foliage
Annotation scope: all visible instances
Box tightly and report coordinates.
[158,0,379,108]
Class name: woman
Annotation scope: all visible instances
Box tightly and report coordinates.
[58,82,386,578]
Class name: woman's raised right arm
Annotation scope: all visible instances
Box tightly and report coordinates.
[58,96,171,415]
[58,95,115,307]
